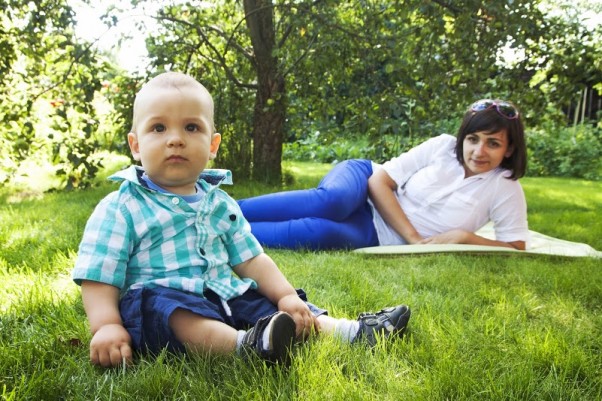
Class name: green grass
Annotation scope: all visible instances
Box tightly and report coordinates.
[1,162,601,400]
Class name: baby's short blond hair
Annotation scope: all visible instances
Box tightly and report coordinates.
[131,72,214,133]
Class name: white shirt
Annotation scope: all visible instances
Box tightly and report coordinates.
[369,134,529,246]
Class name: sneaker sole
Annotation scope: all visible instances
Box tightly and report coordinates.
[267,312,296,365]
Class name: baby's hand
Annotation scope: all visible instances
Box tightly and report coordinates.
[277,294,319,340]
[89,323,133,368]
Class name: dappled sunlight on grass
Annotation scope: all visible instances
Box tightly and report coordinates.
[0,270,79,313]
[3,151,131,197]
[522,177,602,209]
[283,160,332,188]
[521,177,601,250]
[228,161,333,199]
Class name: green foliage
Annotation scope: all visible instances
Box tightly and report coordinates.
[1,0,602,191]
[97,75,143,155]
[527,124,602,180]
[283,133,370,163]
[0,0,121,190]
[285,0,548,145]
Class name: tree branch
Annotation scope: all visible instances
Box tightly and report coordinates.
[155,12,257,90]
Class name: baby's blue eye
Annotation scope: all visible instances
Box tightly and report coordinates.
[185,124,199,132]
[153,124,166,132]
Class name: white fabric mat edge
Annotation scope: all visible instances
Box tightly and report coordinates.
[354,222,602,258]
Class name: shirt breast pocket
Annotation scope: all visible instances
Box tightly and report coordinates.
[441,193,480,228]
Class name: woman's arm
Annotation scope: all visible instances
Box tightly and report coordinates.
[81,280,133,367]
[367,168,423,244]
[419,229,525,250]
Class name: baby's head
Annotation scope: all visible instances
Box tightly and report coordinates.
[131,72,215,133]
[128,72,221,196]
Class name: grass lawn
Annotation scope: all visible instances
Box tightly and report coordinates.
[1,161,601,400]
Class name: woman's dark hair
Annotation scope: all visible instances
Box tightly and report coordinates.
[454,100,527,180]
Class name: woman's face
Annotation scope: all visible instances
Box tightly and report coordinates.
[462,130,514,177]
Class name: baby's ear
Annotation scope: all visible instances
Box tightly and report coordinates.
[209,133,221,160]
[127,132,141,161]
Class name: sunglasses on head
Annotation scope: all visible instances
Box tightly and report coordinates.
[470,99,519,120]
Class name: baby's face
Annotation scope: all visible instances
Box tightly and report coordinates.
[128,84,221,196]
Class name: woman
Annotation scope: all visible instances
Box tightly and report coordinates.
[238,99,529,250]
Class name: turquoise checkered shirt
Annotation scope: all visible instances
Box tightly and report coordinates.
[72,166,262,300]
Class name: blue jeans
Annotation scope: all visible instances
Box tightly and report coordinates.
[237,159,378,250]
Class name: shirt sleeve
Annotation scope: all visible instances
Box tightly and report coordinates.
[489,174,529,243]
[381,134,456,188]
[72,192,131,289]
[219,194,264,266]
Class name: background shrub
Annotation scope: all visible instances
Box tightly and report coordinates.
[527,124,602,180]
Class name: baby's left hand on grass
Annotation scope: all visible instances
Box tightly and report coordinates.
[89,323,133,368]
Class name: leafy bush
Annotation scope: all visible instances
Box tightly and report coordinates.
[527,124,602,180]
[283,131,371,163]
[285,121,602,181]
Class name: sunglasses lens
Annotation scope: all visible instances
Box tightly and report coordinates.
[470,99,518,119]
[497,102,518,119]
[471,100,494,111]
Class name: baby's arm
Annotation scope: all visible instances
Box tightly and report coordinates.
[81,280,133,368]
[233,254,318,338]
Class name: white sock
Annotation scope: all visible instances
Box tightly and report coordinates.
[236,315,276,354]
[333,319,360,343]
[235,330,246,354]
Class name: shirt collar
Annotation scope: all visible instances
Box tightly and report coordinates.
[463,166,506,180]
[109,165,233,189]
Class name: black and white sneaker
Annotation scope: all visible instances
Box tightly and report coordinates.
[241,311,296,365]
[354,305,411,346]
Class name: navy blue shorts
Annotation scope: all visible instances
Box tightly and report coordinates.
[119,286,327,354]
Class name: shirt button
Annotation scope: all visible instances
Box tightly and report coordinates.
[199,248,206,256]
[172,197,180,205]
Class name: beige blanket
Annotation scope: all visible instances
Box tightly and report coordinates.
[354,222,602,258]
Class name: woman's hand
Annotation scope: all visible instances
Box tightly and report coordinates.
[418,229,469,244]
[277,294,319,340]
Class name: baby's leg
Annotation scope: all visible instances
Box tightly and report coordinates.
[169,308,238,354]
[169,308,296,364]
[316,305,411,346]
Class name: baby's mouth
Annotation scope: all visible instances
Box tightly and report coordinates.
[167,155,187,162]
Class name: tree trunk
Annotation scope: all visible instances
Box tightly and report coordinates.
[243,0,285,184]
